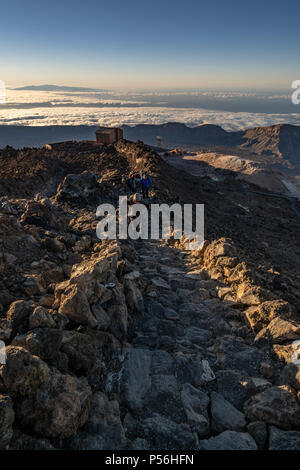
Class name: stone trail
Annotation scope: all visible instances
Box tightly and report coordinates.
[97,237,278,451]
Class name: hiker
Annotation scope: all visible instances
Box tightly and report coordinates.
[127,173,137,193]
[140,173,152,199]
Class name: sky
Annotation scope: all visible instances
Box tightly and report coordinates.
[1,0,300,90]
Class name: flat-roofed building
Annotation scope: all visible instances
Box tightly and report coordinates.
[95,126,123,144]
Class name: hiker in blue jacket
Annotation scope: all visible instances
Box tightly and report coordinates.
[140,173,152,199]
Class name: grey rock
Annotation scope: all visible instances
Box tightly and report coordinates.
[150,374,178,400]
[69,392,126,450]
[278,363,300,390]
[216,369,272,411]
[216,369,253,411]
[215,335,263,376]
[246,421,267,449]
[147,301,165,317]
[124,279,144,313]
[9,429,55,450]
[269,426,300,450]
[91,303,111,330]
[200,431,257,450]
[55,171,100,204]
[181,383,210,437]
[164,308,180,321]
[183,326,212,347]
[151,350,174,375]
[244,386,300,430]
[151,277,171,290]
[143,413,197,449]
[121,348,152,410]
[175,353,214,388]
[211,391,246,433]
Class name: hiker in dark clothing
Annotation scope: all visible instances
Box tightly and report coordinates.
[127,174,137,193]
[140,173,152,199]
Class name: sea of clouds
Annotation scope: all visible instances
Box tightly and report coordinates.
[0,88,300,131]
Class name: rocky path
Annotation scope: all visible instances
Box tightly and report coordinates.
[1,165,300,451]
[106,238,279,450]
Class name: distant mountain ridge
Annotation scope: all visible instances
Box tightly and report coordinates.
[0,122,300,167]
[123,122,240,146]
[14,84,105,92]
[123,122,300,166]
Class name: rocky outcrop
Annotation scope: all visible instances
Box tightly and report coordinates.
[20,197,67,231]
[0,346,49,397]
[15,368,92,439]
[244,386,300,429]
[68,392,126,450]
[55,171,101,204]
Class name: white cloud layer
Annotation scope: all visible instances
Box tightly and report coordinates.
[0,89,300,131]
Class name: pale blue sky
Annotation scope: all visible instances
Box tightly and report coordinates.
[1,0,299,89]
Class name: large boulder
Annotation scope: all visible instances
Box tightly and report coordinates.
[236,284,272,306]
[180,383,210,437]
[269,426,300,450]
[58,284,98,328]
[244,300,293,332]
[244,385,300,429]
[143,413,197,449]
[29,306,56,329]
[60,330,98,377]
[20,198,67,231]
[68,255,113,303]
[15,369,92,439]
[124,279,144,313]
[55,171,100,204]
[204,238,237,262]
[69,392,126,450]
[0,346,49,397]
[12,328,62,361]
[0,395,14,449]
[246,421,267,450]
[278,363,300,390]
[6,300,35,336]
[255,317,300,344]
[211,391,246,433]
[216,369,271,411]
[91,303,111,330]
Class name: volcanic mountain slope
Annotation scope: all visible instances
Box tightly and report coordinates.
[0,139,300,450]
[124,122,300,166]
[162,151,300,198]
[241,124,300,166]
